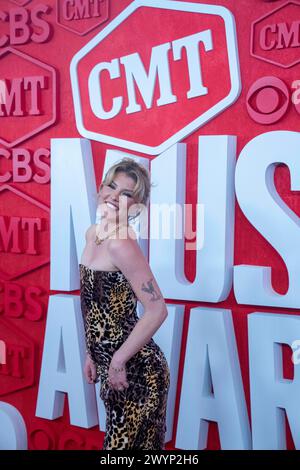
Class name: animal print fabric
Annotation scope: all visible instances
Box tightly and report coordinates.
[79,263,170,450]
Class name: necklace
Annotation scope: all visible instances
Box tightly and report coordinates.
[95,221,128,245]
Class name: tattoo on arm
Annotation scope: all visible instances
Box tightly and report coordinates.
[141,278,162,301]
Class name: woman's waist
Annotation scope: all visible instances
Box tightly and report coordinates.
[87,316,138,343]
[89,337,164,367]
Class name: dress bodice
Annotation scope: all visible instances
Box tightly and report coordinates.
[79,263,139,355]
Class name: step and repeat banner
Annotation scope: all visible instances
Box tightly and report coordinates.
[1,0,300,450]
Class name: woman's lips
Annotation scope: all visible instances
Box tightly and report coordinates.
[106,201,118,210]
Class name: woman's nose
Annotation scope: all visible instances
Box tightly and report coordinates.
[111,189,122,201]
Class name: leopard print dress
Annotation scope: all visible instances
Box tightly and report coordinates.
[79,263,170,450]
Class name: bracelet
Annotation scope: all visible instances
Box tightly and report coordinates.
[111,366,125,373]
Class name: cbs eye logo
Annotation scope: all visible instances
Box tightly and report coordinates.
[246,76,300,124]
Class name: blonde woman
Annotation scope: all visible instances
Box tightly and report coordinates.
[79,158,170,450]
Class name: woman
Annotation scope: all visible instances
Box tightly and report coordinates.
[79,157,170,450]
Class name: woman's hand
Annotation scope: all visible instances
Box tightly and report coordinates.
[84,354,97,384]
[108,357,129,392]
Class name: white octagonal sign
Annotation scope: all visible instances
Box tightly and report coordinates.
[70,0,241,155]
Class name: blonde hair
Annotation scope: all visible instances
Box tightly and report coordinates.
[98,157,152,220]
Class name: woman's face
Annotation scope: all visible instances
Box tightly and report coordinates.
[97,171,138,224]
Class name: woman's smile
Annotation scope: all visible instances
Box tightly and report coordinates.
[106,201,119,210]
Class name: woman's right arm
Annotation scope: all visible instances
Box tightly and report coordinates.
[82,225,98,384]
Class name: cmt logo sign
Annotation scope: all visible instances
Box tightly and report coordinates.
[56,0,109,35]
[0,185,50,281]
[0,76,46,116]
[70,0,241,155]
[0,47,57,148]
[251,1,300,68]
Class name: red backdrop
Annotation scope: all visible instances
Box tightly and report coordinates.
[0,0,298,449]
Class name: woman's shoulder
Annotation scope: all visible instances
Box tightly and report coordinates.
[107,225,143,268]
[119,224,137,241]
[107,224,138,251]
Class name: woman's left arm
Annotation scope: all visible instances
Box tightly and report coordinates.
[107,233,168,369]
